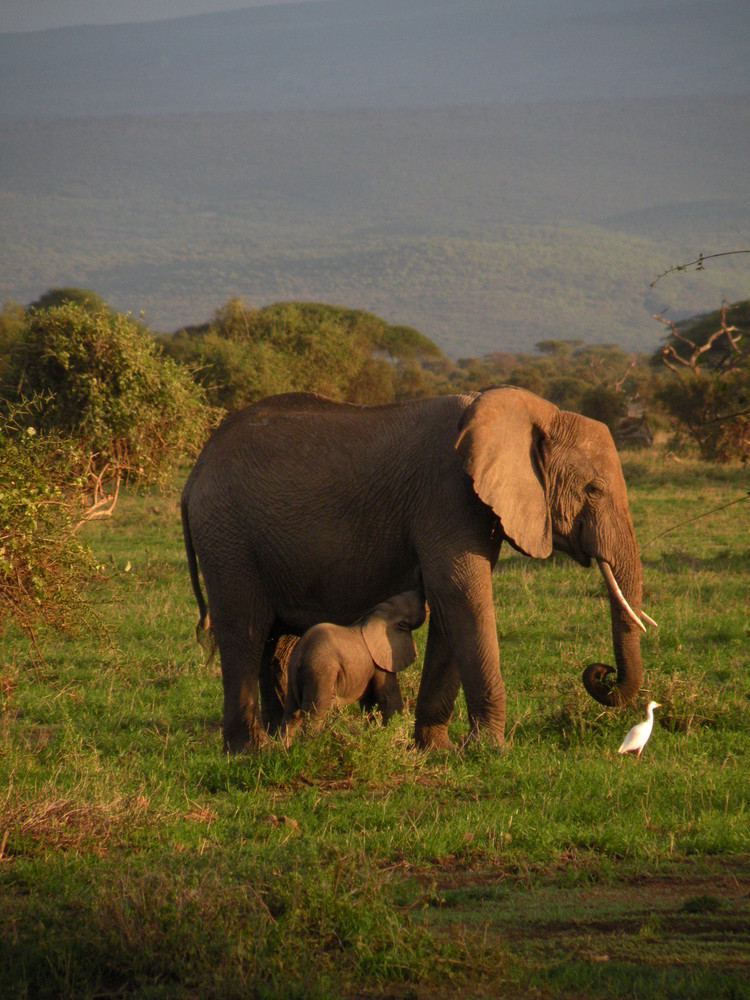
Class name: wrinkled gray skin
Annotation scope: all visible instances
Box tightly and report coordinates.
[281,590,427,740]
[181,387,645,752]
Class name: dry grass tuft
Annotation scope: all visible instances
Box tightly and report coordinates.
[2,792,154,857]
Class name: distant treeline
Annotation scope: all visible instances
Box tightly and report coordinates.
[4,103,750,355]
[163,295,652,439]
[164,294,750,464]
[2,287,749,460]
[1,286,747,640]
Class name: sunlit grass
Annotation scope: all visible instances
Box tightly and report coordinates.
[1,451,748,997]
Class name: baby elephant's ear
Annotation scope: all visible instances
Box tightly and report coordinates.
[362,614,417,673]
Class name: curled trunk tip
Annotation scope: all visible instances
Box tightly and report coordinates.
[582,662,638,708]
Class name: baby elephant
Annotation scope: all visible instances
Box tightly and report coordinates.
[281,590,427,740]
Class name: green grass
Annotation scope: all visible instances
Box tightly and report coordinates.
[1,451,748,998]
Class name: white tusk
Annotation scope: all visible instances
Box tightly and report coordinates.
[641,611,659,628]
[597,560,647,633]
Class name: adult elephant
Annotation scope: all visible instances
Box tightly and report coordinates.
[181,387,654,752]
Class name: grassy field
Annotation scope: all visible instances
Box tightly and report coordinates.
[1,451,748,998]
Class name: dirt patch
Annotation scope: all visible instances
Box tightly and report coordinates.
[393,854,750,997]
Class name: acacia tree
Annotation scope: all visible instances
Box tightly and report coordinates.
[166,298,445,408]
[654,301,750,462]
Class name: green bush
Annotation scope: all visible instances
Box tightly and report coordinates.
[1,301,215,486]
[27,286,110,315]
[167,298,445,408]
[656,363,750,462]
[580,384,628,433]
[0,296,216,638]
[0,398,96,641]
[0,300,27,381]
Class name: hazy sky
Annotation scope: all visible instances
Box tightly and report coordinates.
[0,1,322,34]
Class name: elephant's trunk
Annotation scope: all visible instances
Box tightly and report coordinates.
[582,554,647,708]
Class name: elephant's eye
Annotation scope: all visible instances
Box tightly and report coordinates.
[584,481,605,499]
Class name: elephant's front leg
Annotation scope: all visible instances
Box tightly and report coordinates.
[417,561,505,749]
[296,660,340,733]
[413,616,461,749]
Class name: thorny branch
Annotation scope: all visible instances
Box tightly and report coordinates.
[641,491,750,549]
[650,249,750,287]
[75,463,122,529]
[613,360,637,392]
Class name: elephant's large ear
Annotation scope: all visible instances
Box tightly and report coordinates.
[456,387,554,559]
[362,614,417,674]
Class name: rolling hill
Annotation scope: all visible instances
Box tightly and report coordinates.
[1,0,748,355]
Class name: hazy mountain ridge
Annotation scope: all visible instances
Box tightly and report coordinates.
[1,0,748,119]
[1,0,748,354]
[2,99,748,354]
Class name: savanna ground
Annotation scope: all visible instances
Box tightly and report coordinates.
[1,451,748,998]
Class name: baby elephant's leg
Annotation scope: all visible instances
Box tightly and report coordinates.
[298,658,340,733]
[280,706,303,744]
[366,669,404,725]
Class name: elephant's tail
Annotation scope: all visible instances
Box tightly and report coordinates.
[180,492,215,663]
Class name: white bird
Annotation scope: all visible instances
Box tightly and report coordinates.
[618,700,661,757]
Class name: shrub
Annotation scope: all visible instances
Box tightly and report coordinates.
[0,295,215,640]
[27,286,109,314]
[579,385,628,433]
[0,300,27,381]
[1,301,215,486]
[167,298,445,408]
[0,398,96,641]
[657,363,750,462]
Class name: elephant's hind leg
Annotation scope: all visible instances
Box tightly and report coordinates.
[219,630,270,751]
[207,587,274,752]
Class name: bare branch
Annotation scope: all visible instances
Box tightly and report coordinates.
[613,360,637,392]
[74,467,122,529]
[656,304,744,375]
[650,249,750,287]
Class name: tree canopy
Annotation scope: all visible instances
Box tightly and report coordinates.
[653,300,750,461]
[0,295,214,641]
[166,298,445,409]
